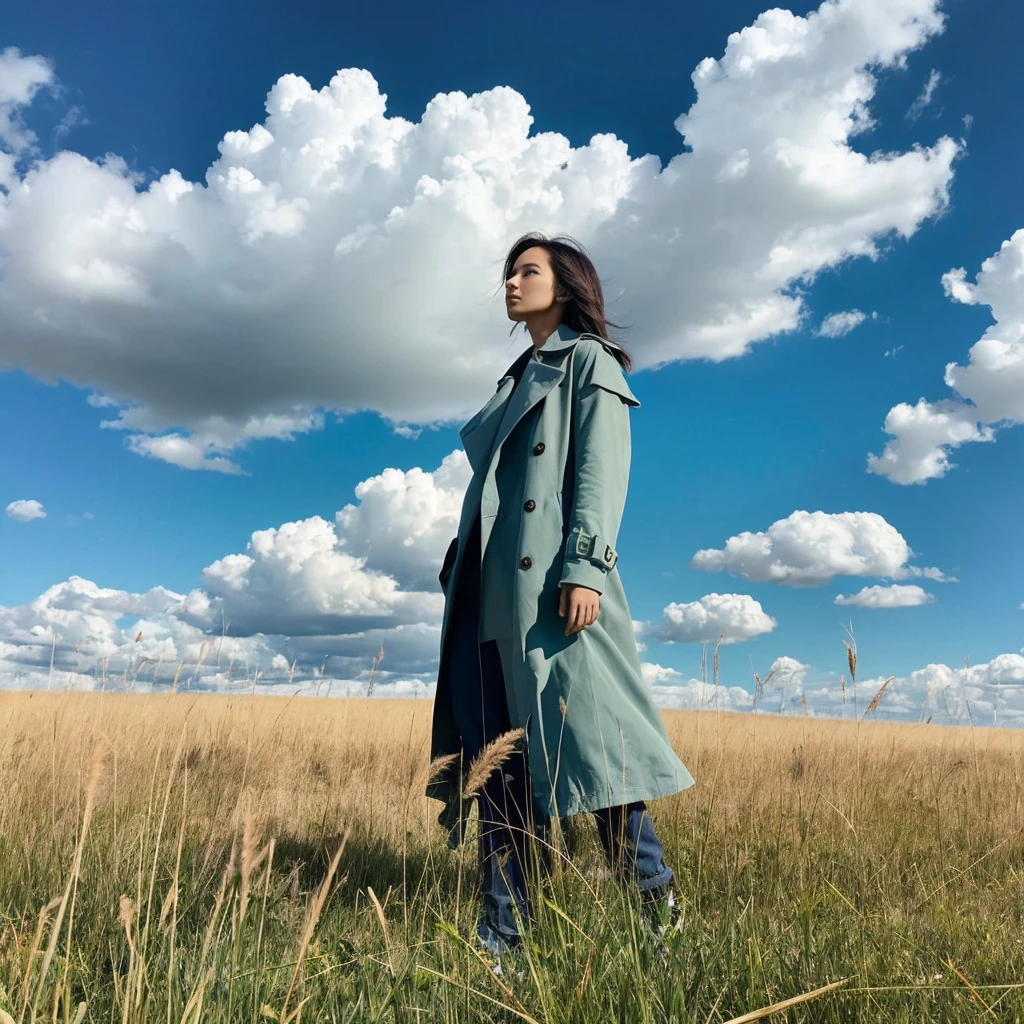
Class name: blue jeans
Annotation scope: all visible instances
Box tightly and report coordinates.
[446,515,674,946]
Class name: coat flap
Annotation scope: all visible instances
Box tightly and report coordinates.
[579,343,640,408]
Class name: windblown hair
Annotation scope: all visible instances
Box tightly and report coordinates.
[501,232,633,372]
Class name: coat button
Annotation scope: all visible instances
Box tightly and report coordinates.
[523,499,536,512]
[532,442,545,455]
[519,556,533,570]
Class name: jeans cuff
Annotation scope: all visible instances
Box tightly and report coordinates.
[636,866,674,894]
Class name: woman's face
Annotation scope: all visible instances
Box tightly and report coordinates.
[505,246,563,322]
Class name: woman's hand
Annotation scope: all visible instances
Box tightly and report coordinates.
[558,584,600,636]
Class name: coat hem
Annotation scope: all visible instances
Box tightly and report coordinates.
[544,773,696,820]
[426,771,695,851]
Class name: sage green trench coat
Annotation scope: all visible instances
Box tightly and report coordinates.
[427,323,695,848]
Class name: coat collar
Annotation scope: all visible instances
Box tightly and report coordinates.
[496,322,580,383]
[517,322,630,369]
[534,321,582,358]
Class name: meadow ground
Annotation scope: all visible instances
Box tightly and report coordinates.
[1,690,1023,1023]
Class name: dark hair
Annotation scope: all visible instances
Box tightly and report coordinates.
[501,232,633,372]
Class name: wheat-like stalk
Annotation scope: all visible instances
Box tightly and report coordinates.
[118,894,135,951]
[17,896,61,1018]
[238,807,259,926]
[843,640,857,683]
[157,881,177,931]
[462,728,525,800]
[282,828,350,1020]
[426,752,460,783]
[366,886,395,978]
[712,635,725,707]
[864,676,896,717]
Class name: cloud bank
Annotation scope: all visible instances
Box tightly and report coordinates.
[0,452,472,695]
[0,0,958,470]
[0,445,1019,726]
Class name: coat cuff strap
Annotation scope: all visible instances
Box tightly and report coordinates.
[565,527,618,569]
[558,528,618,595]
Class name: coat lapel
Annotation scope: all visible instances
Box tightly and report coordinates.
[459,375,516,474]
[487,359,564,459]
[459,324,580,473]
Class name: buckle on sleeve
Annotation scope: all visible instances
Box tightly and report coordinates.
[567,528,618,570]
[573,529,594,558]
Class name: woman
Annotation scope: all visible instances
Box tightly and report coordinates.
[426,232,695,961]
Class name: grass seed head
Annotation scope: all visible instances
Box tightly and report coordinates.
[462,728,525,800]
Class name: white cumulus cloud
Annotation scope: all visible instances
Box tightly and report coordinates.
[334,449,471,591]
[644,593,777,645]
[0,1,959,471]
[641,662,684,685]
[178,517,442,637]
[691,510,950,586]
[172,450,469,635]
[816,309,872,337]
[834,583,934,607]
[868,227,1024,484]
[6,498,46,521]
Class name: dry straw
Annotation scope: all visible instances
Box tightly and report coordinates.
[28,735,111,1021]
[722,977,852,1023]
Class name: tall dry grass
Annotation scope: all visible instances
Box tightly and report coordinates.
[1,690,1023,1021]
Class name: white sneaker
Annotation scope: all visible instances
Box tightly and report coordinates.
[475,918,522,979]
[641,888,682,965]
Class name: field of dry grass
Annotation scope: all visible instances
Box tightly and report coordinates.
[1,690,1023,1022]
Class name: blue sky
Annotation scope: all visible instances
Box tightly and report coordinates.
[1,0,1022,721]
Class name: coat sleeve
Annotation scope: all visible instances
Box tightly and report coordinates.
[558,340,640,595]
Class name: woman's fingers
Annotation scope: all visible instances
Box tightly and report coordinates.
[569,598,585,634]
[568,600,581,635]
[562,588,600,635]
